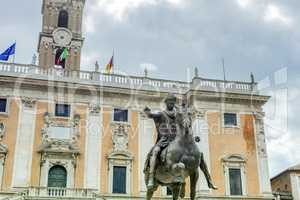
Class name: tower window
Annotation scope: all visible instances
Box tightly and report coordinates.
[58,10,69,28]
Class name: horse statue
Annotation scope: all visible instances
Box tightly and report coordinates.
[144,102,217,200]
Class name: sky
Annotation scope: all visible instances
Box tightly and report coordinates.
[0,0,299,178]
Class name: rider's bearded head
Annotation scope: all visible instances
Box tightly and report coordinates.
[164,93,177,111]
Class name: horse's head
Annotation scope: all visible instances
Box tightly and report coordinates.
[176,111,193,137]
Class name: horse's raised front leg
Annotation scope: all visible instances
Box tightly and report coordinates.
[190,169,199,200]
[199,152,218,190]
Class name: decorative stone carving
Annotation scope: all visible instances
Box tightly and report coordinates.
[0,143,7,159]
[40,37,53,49]
[49,160,69,168]
[191,109,206,119]
[21,97,36,108]
[0,153,6,165]
[73,1,85,9]
[89,103,101,114]
[71,41,82,48]
[39,112,81,154]
[0,122,7,164]
[73,113,81,127]
[0,123,5,141]
[111,123,130,153]
[254,111,267,157]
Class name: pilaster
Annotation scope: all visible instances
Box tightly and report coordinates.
[84,104,102,190]
[254,111,272,196]
[11,98,37,187]
[138,111,154,195]
[192,109,211,194]
[0,122,7,190]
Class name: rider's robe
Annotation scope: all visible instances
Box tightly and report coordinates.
[143,109,179,173]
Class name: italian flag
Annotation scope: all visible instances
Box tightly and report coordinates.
[59,48,69,62]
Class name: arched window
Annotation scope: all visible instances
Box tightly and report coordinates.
[58,10,68,28]
[48,165,67,188]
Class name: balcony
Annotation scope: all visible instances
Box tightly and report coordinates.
[0,62,258,95]
[23,187,96,199]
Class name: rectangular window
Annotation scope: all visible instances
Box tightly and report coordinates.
[224,113,237,126]
[113,166,126,194]
[55,104,70,117]
[229,168,243,196]
[113,109,128,122]
[0,99,7,113]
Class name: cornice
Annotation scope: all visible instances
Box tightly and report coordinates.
[187,89,270,105]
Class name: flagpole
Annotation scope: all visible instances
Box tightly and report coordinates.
[113,49,115,74]
[12,40,16,64]
[222,58,226,81]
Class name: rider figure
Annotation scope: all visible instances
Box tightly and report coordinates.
[144,93,178,189]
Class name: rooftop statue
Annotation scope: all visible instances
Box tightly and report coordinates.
[143,93,217,200]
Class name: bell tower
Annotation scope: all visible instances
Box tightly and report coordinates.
[38,0,85,70]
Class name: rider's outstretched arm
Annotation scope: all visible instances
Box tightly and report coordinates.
[144,107,162,121]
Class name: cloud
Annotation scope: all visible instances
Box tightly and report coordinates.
[94,0,158,21]
[264,4,292,26]
[236,0,252,8]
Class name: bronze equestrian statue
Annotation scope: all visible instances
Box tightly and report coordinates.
[144,93,217,200]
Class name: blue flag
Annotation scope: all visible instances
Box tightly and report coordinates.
[0,43,16,61]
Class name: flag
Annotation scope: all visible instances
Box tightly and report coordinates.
[0,43,16,61]
[105,55,114,73]
[59,48,69,62]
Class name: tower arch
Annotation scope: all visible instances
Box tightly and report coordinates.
[58,10,69,28]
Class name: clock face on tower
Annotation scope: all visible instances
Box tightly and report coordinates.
[53,28,72,46]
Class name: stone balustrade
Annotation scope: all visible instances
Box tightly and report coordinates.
[1,188,274,200]
[96,194,274,200]
[0,62,258,94]
[25,187,96,198]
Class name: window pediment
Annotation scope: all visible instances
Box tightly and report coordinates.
[108,151,133,161]
[222,154,246,163]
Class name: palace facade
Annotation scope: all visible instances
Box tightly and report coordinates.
[0,0,274,199]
